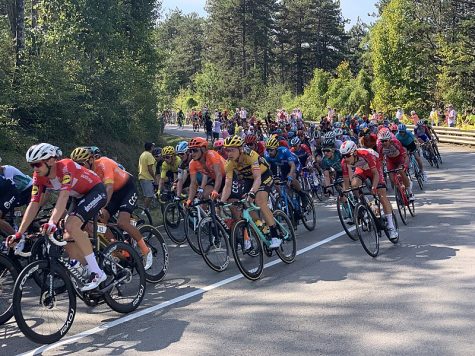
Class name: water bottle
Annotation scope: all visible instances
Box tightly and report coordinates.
[255,219,269,235]
[369,201,380,218]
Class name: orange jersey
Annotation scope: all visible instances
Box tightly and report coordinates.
[94,157,130,191]
[189,150,225,181]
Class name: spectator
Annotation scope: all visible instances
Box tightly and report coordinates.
[447,104,456,127]
[429,107,438,126]
[410,110,420,125]
[205,113,213,141]
[212,117,222,143]
[138,142,157,209]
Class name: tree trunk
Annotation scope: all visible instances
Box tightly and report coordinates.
[15,0,25,67]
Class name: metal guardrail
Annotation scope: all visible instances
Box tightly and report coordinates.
[408,125,475,146]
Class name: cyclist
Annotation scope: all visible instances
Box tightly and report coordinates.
[0,160,33,235]
[245,134,265,156]
[376,129,414,201]
[339,140,398,239]
[8,143,108,291]
[264,136,309,206]
[186,137,225,206]
[290,136,313,168]
[321,138,343,195]
[396,123,427,181]
[414,120,431,144]
[220,136,281,249]
[213,139,227,159]
[157,146,182,197]
[175,141,192,197]
[359,127,378,150]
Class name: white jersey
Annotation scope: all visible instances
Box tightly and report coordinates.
[1,165,33,192]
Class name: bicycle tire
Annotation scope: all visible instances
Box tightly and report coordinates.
[355,204,380,257]
[395,188,408,225]
[231,220,263,280]
[13,260,76,344]
[131,206,153,227]
[184,208,202,255]
[163,202,187,245]
[197,216,230,272]
[101,242,146,313]
[336,196,358,241]
[300,192,316,231]
[0,253,18,325]
[411,157,424,191]
[274,210,297,264]
[408,194,416,217]
[138,225,169,283]
[384,211,400,244]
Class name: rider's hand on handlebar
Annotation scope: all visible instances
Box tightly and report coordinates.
[371,186,378,195]
[6,232,22,248]
[41,222,57,235]
[210,190,220,200]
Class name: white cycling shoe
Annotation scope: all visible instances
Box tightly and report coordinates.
[80,271,107,291]
[269,238,282,249]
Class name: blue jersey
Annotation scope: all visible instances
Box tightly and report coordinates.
[396,130,416,147]
[264,147,301,174]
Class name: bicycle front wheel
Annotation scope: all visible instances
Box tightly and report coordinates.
[354,204,380,257]
[101,242,146,313]
[131,206,153,227]
[231,220,263,280]
[163,202,187,245]
[13,260,76,344]
[274,210,297,264]
[184,208,202,255]
[395,188,408,225]
[301,192,316,231]
[0,254,18,325]
[138,225,169,283]
[336,196,358,241]
[197,217,230,272]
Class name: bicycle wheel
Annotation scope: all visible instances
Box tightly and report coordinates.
[13,260,76,344]
[407,192,416,217]
[197,217,230,272]
[0,254,18,325]
[301,192,316,231]
[138,225,169,283]
[274,210,297,264]
[336,196,358,241]
[384,211,400,244]
[395,188,408,225]
[101,242,146,313]
[163,202,187,245]
[131,206,153,227]
[184,208,202,255]
[354,204,379,257]
[411,158,424,191]
[231,220,263,280]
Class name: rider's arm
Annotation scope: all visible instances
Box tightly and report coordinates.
[220,178,232,202]
[250,164,262,194]
[212,164,223,192]
[105,184,114,205]
[18,201,41,235]
[288,161,296,177]
[188,173,198,201]
[370,167,379,192]
[49,189,70,225]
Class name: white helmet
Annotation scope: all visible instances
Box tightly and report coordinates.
[339,140,357,156]
[324,131,336,140]
[378,129,392,141]
[26,143,59,163]
[334,128,343,136]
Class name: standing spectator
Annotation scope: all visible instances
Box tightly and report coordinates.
[429,107,438,126]
[447,104,456,127]
[205,113,213,141]
[410,110,420,125]
[138,142,157,210]
[212,117,222,143]
[239,107,247,125]
[177,109,185,129]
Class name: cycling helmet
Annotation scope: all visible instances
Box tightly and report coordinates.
[162,146,175,156]
[287,131,295,138]
[266,136,280,149]
[70,147,93,162]
[397,124,407,132]
[26,143,59,163]
[245,134,257,144]
[152,147,162,157]
[224,135,244,148]
[189,137,208,148]
[290,137,301,146]
[90,146,101,158]
[334,128,343,136]
[333,122,342,128]
[175,141,189,154]
[323,131,336,140]
[213,139,224,148]
[378,129,392,141]
[417,119,424,126]
[390,123,398,132]
[322,139,335,148]
[339,140,357,156]
[359,122,367,129]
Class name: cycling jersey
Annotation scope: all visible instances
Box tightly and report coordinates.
[0,176,20,214]
[264,147,301,176]
[396,130,416,147]
[376,138,406,160]
[94,157,131,191]
[160,156,182,179]
[1,165,32,192]
[225,147,270,180]
[291,144,311,166]
[414,124,431,141]
[341,148,385,185]
[321,151,343,176]
[31,159,102,203]
[189,150,225,181]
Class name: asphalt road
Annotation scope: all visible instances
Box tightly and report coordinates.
[3,128,475,355]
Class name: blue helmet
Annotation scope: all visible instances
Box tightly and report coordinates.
[287,131,295,138]
[175,141,189,154]
[397,123,407,132]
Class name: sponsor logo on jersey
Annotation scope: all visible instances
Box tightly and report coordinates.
[62,174,72,185]
[32,185,39,196]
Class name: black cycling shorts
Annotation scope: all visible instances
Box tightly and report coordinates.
[70,183,107,223]
[229,171,273,200]
[405,141,418,153]
[106,177,138,216]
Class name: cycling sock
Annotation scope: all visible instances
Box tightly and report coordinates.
[268,225,278,238]
[386,214,395,230]
[136,239,150,255]
[85,253,103,275]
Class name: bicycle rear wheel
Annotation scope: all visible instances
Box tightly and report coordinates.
[274,210,297,264]
[13,260,76,344]
[231,220,263,280]
[184,208,202,255]
[0,254,18,325]
[336,196,358,241]
[301,192,316,231]
[163,202,187,245]
[395,188,408,225]
[131,206,153,227]
[354,204,380,257]
[101,242,146,313]
[138,225,169,283]
[197,217,230,272]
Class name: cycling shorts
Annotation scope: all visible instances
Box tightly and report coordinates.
[404,141,418,153]
[386,156,407,172]
[353,168,386,189]
[106,177,138,215]
[417,134,430,142]
[229,171,273,200]
[70,183,107,223]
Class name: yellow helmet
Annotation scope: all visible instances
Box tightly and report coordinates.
[70,147,93,162]
[162,146,175,156]
[266,136,279,149]
[223,135,244,148]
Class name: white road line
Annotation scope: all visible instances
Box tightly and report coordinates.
[20,228,349,356]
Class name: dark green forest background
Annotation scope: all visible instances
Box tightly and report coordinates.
[0,0,474,169]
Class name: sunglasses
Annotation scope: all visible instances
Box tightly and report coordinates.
[30,161,44,168]
[267,148,276,152]
[177,152,186,156]
[190,148,201,153]
[164,155,172,159]
[342,153,353,159]
[380,139,390,143]
[322,149,332,153]
[224,147,238,152]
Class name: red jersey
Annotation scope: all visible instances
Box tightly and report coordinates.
[256,142,266,156]
[376,138,406,162]
[31,159,102,202]
[341,148,384,183]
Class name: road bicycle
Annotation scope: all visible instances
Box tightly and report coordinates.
[184,198,209,255]
[408,151,424,191]
[386,167,415,225]
[420,140,439,169]
[162,197,188,245]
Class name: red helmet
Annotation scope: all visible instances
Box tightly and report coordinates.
[390,123,398,131]
[297,130,304,137]
[245,134,257,144]
[189,137,208,148]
